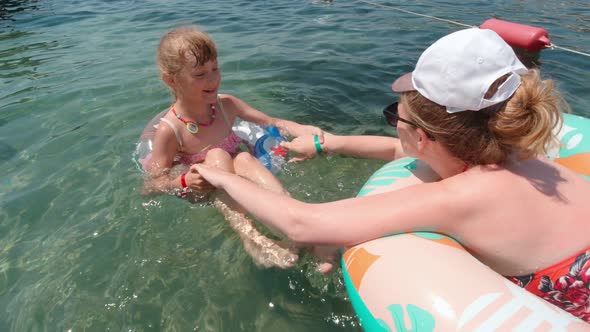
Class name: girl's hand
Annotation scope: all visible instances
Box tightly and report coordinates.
[185,167,214,193]
[280,136,318,162]
[191,164,233,189]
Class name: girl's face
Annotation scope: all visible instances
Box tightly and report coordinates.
[175,57,221,104]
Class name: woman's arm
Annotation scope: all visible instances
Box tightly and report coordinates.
[282,134,406,161]
[193,164,468,246]
[222,94,323,138]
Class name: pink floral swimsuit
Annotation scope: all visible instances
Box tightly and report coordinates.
[140,97,243,170]
[176,131,242,164]
[506,247,590,322]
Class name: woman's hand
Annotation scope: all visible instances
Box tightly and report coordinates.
[280,135,318,162]
[190,164,234,189]
[185,167,215,193]
[288,124,324,143]
[290,124,323,138]
[279,120,324,143]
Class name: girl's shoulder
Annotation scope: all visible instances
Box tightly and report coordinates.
[218,93,238,104]
[218,93,233,106]
[218,94,244,117]
[154,111,181,146]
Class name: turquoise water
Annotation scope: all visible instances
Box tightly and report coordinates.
[1,0,589,330]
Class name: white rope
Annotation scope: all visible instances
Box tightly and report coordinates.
[354,0,473,28]
[549,44,590,57]
[354,0,590,58]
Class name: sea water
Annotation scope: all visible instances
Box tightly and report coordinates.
[1,0,589,331]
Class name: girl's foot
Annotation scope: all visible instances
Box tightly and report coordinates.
[316,262,334,275]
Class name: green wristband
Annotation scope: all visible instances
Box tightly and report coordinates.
[314,135,323,154]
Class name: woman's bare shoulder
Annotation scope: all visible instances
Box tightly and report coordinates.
[434,167,508,227]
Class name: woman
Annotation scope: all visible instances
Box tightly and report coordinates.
[193,28,590,320]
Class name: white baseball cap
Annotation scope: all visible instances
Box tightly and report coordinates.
[392,28,528,113]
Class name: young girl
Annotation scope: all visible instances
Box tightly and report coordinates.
[143,26,324,269]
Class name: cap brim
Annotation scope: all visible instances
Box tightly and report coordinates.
[391,72,415,93]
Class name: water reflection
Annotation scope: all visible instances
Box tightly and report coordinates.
[0,34,57,89]
[0,140,17,163]
[0,0,41,21]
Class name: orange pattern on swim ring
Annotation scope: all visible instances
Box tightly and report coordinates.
[410,233,464,250]
[343,248,380,290]
[555,153,590,177]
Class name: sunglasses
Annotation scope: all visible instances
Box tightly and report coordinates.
[382,102,436,140]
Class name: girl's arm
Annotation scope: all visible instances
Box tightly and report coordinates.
[143,125,182,193]
[143,124,211,194]
[281,134,406,161]
[224,89,405,161]
[222,94,323,138]
[193,164,469,246]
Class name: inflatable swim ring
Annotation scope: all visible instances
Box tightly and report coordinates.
[341,113,590,331]
[133,109,286,174]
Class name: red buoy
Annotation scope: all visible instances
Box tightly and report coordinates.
[480,18,551,52]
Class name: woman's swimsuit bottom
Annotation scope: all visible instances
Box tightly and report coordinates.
[506,246,590,322]
[140,96,242,170]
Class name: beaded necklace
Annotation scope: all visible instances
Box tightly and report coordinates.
[171,103,216,134]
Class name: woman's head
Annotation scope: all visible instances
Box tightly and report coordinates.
[157,26,219,100]
[391,28,566,165]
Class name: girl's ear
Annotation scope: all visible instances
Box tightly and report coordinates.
[161,72,176,90]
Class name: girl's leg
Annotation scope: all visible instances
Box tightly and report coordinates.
[204,149,297,269]
[232,152,286,194]
[234,152,339,274]
[233,152,290,239]
[233,152,290,237]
